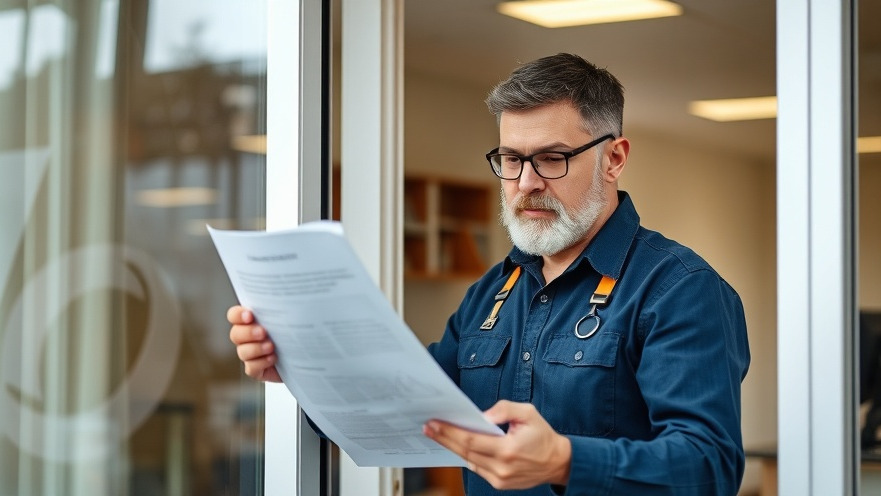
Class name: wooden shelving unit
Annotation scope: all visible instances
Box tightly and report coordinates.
[404,176,491,279]
[332,168,492,279]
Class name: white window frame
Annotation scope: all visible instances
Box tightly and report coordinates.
[264,0,403,495]
[264,0,328,494]
[777,0,857,494]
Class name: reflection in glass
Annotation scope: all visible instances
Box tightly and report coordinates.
[859,0,881,490]
[0,1,267,494]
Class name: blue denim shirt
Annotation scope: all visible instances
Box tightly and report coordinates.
[427,192,750,496]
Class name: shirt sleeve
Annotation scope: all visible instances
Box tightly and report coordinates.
[563,268,751,496]
[426,312,461,384]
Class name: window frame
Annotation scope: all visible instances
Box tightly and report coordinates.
[776,0,858,493]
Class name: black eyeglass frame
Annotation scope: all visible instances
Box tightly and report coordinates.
[485,133,616,180]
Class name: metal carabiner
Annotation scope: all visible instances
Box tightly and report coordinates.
[574,304,601,339]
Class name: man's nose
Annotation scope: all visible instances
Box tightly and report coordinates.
[518,160,546,193]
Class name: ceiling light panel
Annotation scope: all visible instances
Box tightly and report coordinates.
[136,187,218,207]
[688,96,778,122]
[497,0,683,28]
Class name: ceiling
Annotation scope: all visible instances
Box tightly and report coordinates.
[403,0,881,165]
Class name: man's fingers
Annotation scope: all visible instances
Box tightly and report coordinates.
[243,356,278,380]
[423,421,467,455]
[236,341,275,362]
[229,323,267,345]
[427,403,571,490]
[226,305,253,325]
[460,447,501,472]
[483,399,536,424]
[424,421,500,459]
[225,305,282,383]
[424,421,516,487]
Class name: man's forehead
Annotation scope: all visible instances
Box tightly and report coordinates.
[498,108,591,151]
[499,104,584,132]
[497,141,572,153]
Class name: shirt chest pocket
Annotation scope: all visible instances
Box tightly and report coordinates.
[540,332,620,436]
[457,335,510,411]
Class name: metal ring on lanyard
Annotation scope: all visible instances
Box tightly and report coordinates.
[478,268,616,338]
[574,275,617,339]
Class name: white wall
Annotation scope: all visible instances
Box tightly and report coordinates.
[401,68,778,494]
[402,69,507,344]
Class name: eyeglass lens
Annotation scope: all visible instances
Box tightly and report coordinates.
[490,152,568,179]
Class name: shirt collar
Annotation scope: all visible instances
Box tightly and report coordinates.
[504,191,640,280]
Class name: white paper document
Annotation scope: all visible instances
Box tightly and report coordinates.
[208,221,503,467]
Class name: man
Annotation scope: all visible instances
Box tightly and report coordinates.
[229,53,750,495]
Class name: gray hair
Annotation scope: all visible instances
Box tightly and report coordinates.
[485,53,624,137]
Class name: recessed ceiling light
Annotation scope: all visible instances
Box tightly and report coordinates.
[689,97,880,154]
[136,187,218,207]
[688,96,778,122]
[497,0,683,28]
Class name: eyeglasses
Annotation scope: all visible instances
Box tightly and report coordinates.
[485,134,615,180]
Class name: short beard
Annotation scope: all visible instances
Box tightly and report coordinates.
[500,156,608,257]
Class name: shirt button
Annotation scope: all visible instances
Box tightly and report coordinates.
[574,350,584,361]
[469,353,477,363]
[522,351,531,361]
[540,294,549,303]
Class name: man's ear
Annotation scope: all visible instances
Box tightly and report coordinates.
[605,137,630,182]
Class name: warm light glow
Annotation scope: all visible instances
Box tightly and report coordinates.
[232,134,267,154]
[688,96,778,122]
[688,97,881,154]
[187,217,266,236]
[497,0,683,28]
[858,136,881,154]
[136,187,218,207]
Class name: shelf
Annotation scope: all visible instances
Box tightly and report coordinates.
[334,169,492,280]
[403,175,492,279]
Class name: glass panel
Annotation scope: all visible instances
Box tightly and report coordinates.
[0,1,267,494]
[859,0,881,490]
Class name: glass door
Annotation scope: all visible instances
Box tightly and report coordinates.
[0,1,269,493]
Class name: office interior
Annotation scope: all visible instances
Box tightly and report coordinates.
[0,0,878,495]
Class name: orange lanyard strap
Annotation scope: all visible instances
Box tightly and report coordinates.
[479,269,615,331]
[480,266,522,330]
[590,275,617,306]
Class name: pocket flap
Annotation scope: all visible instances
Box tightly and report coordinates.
[457,335,511,369]
[543,332,619,367]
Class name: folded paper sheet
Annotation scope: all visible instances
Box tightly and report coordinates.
[208,221,502,467]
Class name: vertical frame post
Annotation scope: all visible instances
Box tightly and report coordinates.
[777,0,856,493]
[339,0,404,495]
[265,0,329,494]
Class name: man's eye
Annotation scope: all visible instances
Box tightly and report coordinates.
[502,156,521,165]
[536,153,565,163]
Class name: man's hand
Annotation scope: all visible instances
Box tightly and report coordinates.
[423,400,571,490]
[228,305,282,382]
